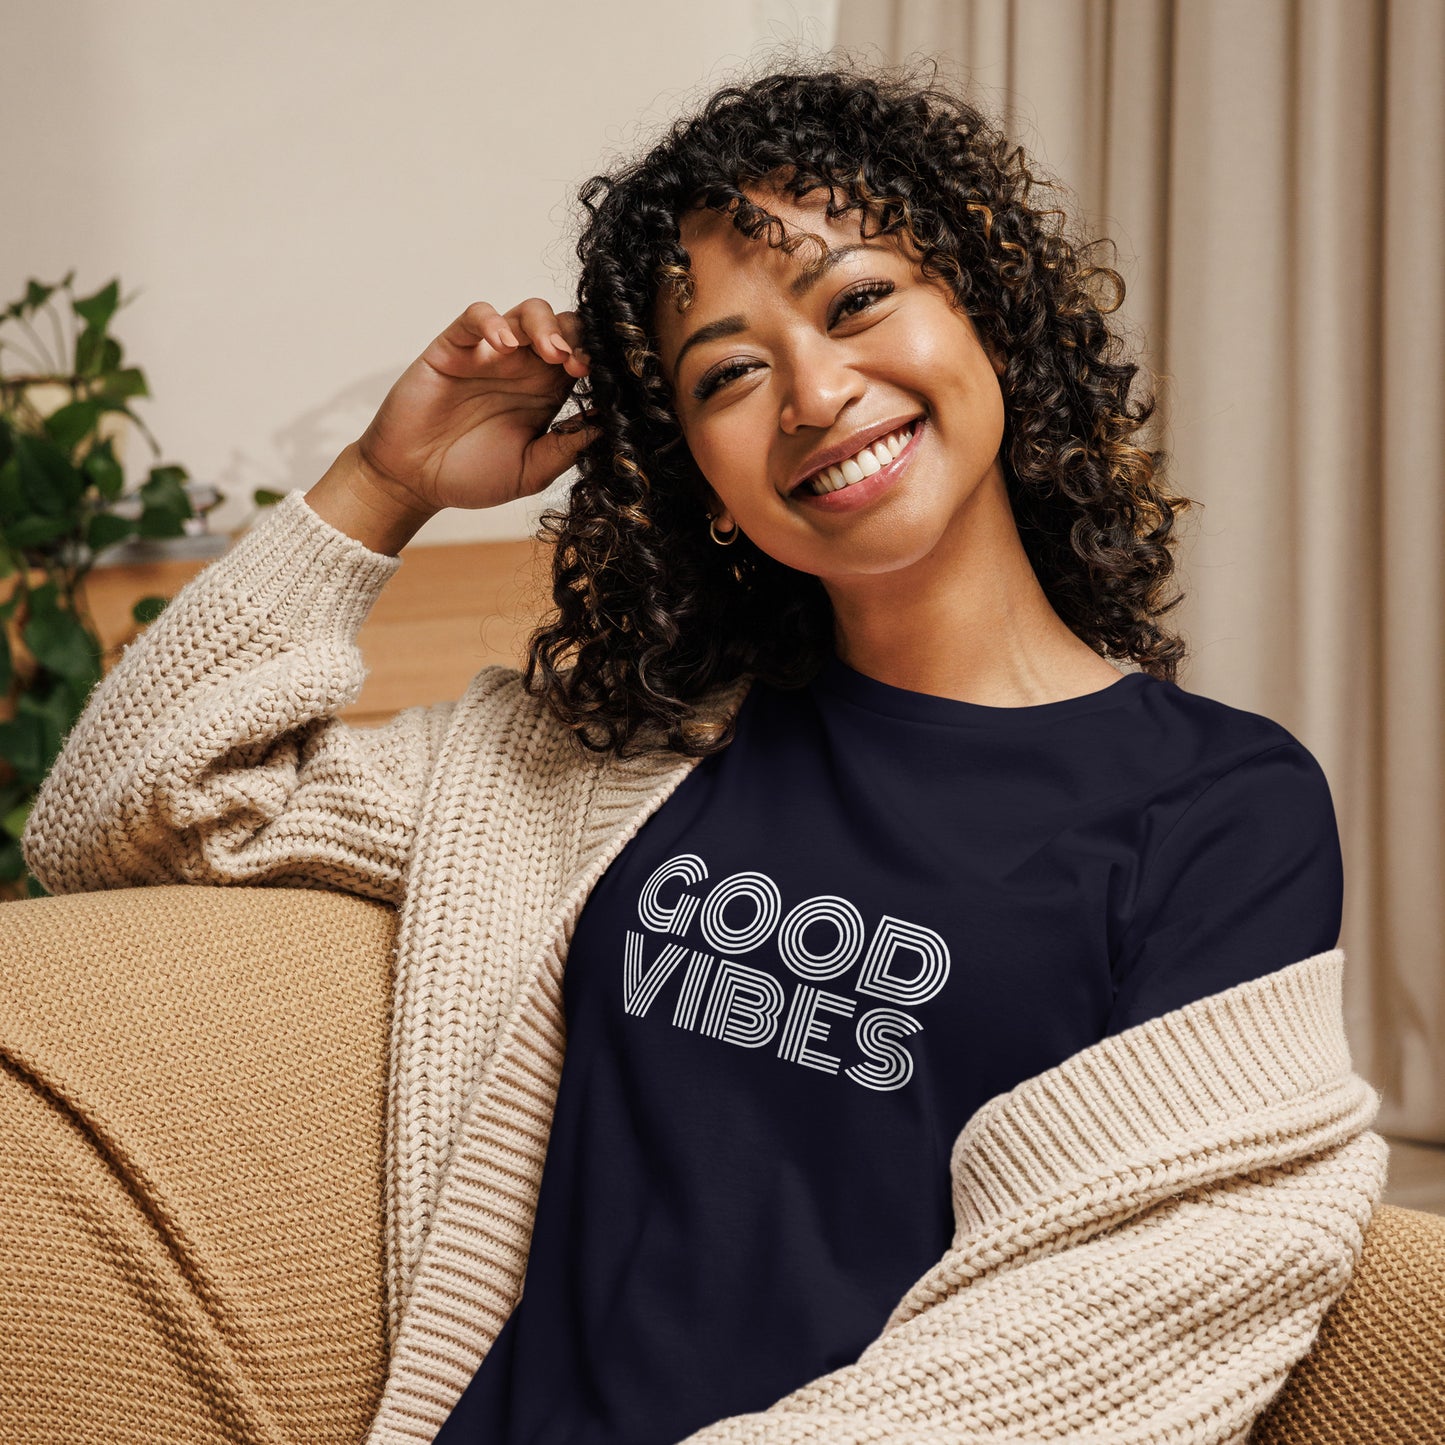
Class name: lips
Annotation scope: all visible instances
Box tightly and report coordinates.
[790,415,925,512]
[785,414,926,496]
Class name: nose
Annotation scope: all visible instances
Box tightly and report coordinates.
[777,335,865,434]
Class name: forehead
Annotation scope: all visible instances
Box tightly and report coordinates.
[677,186,870,269]
[653,187,897,355]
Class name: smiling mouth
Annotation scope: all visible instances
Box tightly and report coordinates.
[790,420,922,497]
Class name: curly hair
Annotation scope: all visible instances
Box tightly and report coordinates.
[521,55,1196,760]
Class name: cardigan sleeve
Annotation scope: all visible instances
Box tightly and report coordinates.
[1105,739,1345,1034]
[20,488,455,907]
[672,1131,1387,1444]
[671,952,1388,1445]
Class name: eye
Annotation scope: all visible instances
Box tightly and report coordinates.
[829,279,895,325]
[692,358,757,402]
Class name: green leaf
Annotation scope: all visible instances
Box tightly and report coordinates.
[86,510,135,552]
[0,456,22,522]
[82,437,125,499]
[0,624,9,693]
[23,279,56,314]
[22,600,101,682]
[138,463,192,536]
[132,594,169,625]
[76,324,105,377]
[73,279,120,332]
[92,397,142,422]
[24,578,56,612]
[0,712,47,783]
[2,794,31,842]
[144,463,190,496]
[4,513,73,547]
[98,366,148,401]
[253,488,286,507]
[13,433,84,514]
[44,399,101,452]
[100,335,122,373]
[58,669,97,721]
[0,837,24,884]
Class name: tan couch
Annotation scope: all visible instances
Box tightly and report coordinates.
[2,884,1441,1444]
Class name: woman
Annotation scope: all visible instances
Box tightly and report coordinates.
[19,61,1384,1445]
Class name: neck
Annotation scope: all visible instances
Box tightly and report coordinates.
[822,467,1115,706]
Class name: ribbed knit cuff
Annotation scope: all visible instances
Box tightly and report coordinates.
[949,948,1372,1232]
[212,487,404,641]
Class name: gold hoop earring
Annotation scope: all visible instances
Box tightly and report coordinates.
[709,515,739,546]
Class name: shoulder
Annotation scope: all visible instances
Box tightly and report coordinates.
[1113,677,1343,945]
[1106,682,1345,1029]
[1116,676,1344,929]
[1129,674,1334,824]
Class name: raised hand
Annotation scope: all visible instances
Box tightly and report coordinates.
[354,297,598,515]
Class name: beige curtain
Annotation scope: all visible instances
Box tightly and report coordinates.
[834,0,1445,1140]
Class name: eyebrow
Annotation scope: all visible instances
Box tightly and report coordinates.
[669,242,891,384]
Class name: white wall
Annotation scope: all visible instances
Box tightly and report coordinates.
[0,0,838,544]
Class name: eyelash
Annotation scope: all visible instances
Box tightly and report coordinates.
[691,279,897,401]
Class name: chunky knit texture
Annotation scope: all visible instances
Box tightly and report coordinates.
[22,488,1390,1445]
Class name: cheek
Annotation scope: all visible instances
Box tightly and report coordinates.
[686,415,766,495]
[909,327,1005,432]
[904,318,980,383]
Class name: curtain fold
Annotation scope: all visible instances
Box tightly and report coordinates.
[835,0,1445,1139]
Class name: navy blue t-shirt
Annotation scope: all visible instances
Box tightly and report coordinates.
[434,654,1343,1445]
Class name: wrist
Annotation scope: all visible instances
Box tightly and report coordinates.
[306,443,437,557]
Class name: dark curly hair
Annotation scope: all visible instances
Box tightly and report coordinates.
[521,55,1196,760]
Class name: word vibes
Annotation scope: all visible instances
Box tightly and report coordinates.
[624,853,952,1093]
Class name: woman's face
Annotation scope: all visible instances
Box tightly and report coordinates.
[651,186,1009,583]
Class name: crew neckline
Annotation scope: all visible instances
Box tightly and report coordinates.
[811,651,1151,727]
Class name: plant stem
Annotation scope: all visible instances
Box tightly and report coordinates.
[0,336,51,375]
[46,301,69,373]
[13,315,55,374]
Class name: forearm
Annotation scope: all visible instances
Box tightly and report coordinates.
[20,485,434,898]
[305,442,439,558]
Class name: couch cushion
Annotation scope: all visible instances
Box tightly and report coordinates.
[0,884,395,1445]
[1251,1201,1445,1443]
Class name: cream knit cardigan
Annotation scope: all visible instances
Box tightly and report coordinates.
[23,489,1389,1445]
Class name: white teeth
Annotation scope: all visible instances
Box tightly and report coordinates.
[802,423,915,495]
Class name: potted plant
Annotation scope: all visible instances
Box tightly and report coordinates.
[0,272,228,899]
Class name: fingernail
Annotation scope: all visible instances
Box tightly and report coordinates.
[499,327,519,347]
[550,333,572,354]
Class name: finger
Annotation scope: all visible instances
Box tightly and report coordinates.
[440,301,521,359]
[521,419,602,494]
[553,310,592,375]
[506,298,577,368]
[550,404,602,435]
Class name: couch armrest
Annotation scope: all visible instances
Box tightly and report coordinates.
[0,884,395,1445]
[1251,1202,1445,1443]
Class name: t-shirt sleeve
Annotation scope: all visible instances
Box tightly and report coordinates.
[1104,738,1344,1036]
